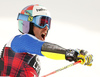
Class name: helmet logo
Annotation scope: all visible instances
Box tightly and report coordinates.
[24,10,33,22]
[28,16,33,22]
[36,8,47,12]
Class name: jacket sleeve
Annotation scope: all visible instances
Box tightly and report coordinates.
[41,42,66,60]
[11,34,66,60]
[11,34,45,56]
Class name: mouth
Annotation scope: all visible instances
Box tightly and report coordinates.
[41,33,46,41]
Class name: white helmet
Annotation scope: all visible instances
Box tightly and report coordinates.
[17,4,51,34]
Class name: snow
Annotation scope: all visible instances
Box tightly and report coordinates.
[0,19,100,77]
[0,0,100,76]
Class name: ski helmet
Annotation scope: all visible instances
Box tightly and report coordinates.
[17,4,51,34]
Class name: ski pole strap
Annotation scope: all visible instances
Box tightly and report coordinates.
[41,60,81,77]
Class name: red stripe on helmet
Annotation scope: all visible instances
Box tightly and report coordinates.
[26,5,34,10]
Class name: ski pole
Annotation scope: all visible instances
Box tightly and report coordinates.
[41,60,81,77]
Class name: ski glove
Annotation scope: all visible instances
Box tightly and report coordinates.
[77,49,93,66]
[65,49,93,66]
[65,49,78,62]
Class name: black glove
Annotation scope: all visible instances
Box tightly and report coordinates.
[65,49,79,62]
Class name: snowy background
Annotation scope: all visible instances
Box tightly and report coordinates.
[0,0,100,77]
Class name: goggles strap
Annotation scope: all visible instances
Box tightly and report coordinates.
[17,13,34,22]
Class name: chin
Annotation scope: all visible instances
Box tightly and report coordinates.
[41,39,45,41]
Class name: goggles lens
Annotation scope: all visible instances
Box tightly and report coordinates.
[34,16,51,29]
[17,13,51,29]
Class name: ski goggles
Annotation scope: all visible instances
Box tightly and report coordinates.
[17,13,51,29]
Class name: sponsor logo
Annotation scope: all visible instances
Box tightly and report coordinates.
[36,8,47,12]
[33,55,41,75]
[28,16,33,22]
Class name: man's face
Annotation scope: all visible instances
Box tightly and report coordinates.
[33,26,48,41]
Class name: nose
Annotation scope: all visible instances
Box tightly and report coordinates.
[43,25,49,30]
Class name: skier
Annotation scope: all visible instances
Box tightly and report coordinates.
[0,4,93,77]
